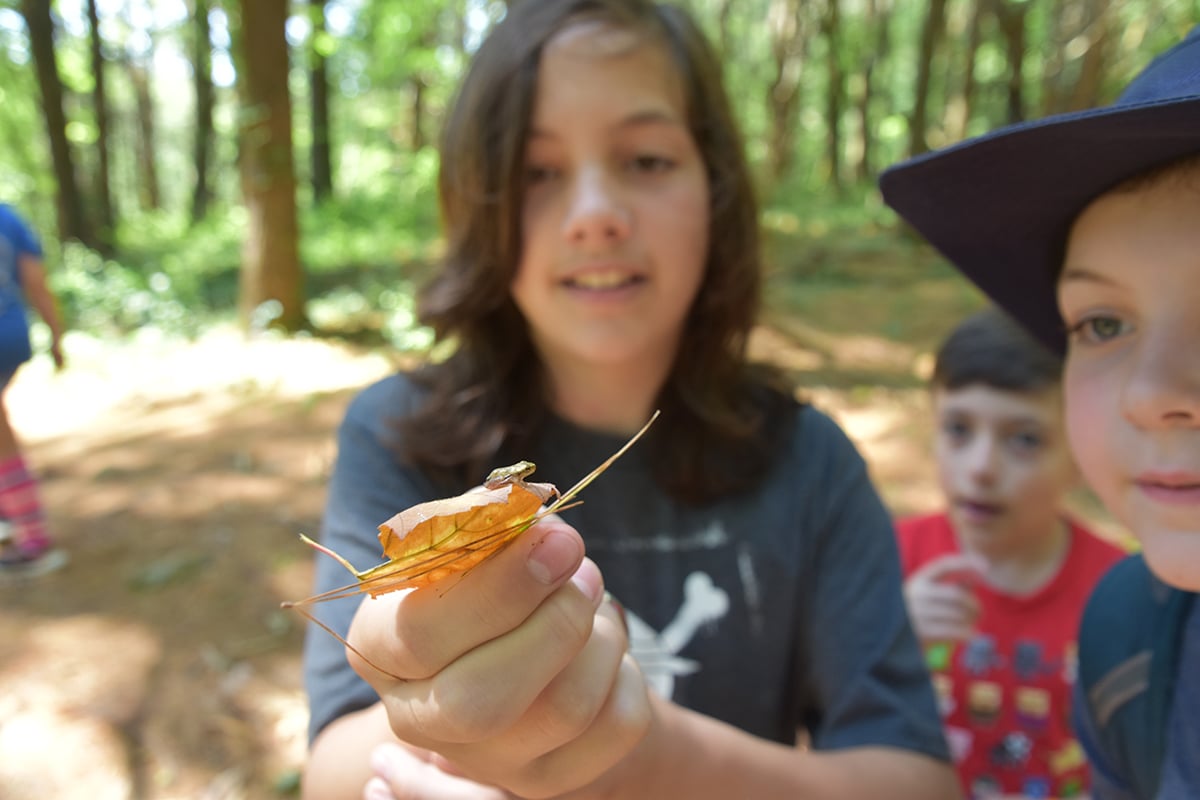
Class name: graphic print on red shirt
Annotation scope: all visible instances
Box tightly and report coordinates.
[896,512,1125,799]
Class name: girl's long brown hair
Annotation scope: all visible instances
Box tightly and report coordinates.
[400,0,794,504]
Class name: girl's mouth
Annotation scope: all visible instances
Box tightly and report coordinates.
[565,271,644,291]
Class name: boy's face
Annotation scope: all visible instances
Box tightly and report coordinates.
[1059,167,1200,591]
[933,384,1077,557]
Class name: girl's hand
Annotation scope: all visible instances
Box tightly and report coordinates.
[363,742,514,800]
[346,517,652,799]
[902,553,983,643]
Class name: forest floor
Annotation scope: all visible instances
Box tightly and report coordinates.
[0,306,1124,798]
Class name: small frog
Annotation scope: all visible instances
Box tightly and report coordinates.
[484,460,539,490]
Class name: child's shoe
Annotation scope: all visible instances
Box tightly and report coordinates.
[0,521,67,581]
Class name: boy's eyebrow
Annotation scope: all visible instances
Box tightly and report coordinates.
[1059,265,1120,286]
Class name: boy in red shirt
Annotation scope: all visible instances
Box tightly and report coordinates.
[897,307,1125,799]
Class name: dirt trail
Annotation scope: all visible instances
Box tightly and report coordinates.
[0,323,1120,798]
[0,328,393,799]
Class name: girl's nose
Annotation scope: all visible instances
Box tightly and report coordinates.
[563,167,631,248]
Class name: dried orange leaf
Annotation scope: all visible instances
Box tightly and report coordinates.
[281,410,659,678]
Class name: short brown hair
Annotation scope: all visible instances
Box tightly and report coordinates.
[933,307,1062,394]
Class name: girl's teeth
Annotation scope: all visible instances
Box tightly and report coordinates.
[572,272,628,289]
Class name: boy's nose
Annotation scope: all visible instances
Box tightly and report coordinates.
[1121,330,1200,429]
[965,437,1000,484]
[563,168,630,248]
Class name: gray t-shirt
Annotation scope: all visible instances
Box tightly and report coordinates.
[303,373,949,763]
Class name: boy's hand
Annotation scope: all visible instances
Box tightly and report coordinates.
[345,517,652,799]
[903,553,984,643]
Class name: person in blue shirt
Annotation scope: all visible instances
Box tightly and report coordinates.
[0,203,67,579]
[880,25,1200,800]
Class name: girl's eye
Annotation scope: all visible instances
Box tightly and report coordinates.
[629,154,675,173]
[525,164,558,185]
[1066,314,1130,344]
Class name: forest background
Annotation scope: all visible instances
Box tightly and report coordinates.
[0,0,1195,797]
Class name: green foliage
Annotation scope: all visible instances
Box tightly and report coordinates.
[11,0,1200,353]
[51,206,245,337]
[49,182,440,351]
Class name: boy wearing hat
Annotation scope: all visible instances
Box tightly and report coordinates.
[881,25,1200,800]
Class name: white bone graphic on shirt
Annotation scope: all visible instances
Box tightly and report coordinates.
[626,571,730,698]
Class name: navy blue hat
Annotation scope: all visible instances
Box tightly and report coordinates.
[880,25,1200,354]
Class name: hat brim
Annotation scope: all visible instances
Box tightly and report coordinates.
[879,96,1200,354]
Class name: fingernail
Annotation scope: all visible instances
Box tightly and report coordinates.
[527,526,583,585]
[570,558,604,606]
[364,777,393,800]
[369,743,397,780]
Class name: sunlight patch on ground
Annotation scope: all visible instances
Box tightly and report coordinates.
[7,325,395,443]
[0,614,162,799]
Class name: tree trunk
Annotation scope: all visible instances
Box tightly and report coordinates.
[129,61,162,210]
[908,0,948,157]
[855,0,892,181]
[409,79,426,151]
[764,0,810,188]
[236,0,305,333]
[713,0,734,59]
[86,0,114,251]
[191,0,215,224]
[21,0,92,245]
[1066,0,1112,112]
[953,0,984,140]
[992,0,1029,124]
[309,0,333,203]
[407,25,437,152]
[821,0,843,195]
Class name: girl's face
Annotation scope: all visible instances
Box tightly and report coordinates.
[1059,166,1200,590]
[512,22,709,386]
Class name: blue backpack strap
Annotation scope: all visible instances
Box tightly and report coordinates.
[1077,554,1193,799]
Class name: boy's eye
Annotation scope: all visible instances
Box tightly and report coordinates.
[1066,314,1130,344]
[941,419,971,442]
[1006,430,1044,454]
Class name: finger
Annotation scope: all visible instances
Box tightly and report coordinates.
[349,519,592,682]
[912,581,977,607]
[909,553,985,586]
[516,597,629,753]
[909,585,980,621]
[511,652,652,798]
[435,597,630,780]
[909,597,980,641]
[369,743,510,800]
[385,566,603,746]
[915,618,977,642]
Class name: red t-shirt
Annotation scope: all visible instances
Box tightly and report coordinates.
[896,512,1126,799]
